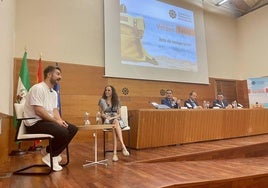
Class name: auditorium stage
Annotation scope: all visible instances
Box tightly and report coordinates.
[4,133,268,187]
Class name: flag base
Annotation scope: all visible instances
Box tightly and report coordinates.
[9,149,27,156]
[28,145,42,151]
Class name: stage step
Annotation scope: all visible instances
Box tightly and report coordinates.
[131,134,268,164]
[123,134,268,187]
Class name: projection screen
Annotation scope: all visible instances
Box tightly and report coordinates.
[104,0,209,84]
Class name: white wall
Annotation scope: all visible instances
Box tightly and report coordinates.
[15,0,104,66]
[0,0,15,115]
[14,0,268,79]
[204,11,239,79]
[237,5,268,79]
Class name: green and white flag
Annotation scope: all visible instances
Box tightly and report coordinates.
[16,52,31,104]
[13,52,31,127]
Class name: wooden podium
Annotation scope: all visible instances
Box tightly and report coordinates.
[128,108,268,149]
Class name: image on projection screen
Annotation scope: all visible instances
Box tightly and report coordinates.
[120,0,197,72]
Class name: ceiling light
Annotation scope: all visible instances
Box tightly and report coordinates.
[216,0,229,6]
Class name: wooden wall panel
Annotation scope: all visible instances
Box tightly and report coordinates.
[215,79,237,104]
[0,114,12,167]
[108,77,216,109]
[61,95,101,124]
[236,80,249,108]
[59,63,107,95]
[12,58,249,146]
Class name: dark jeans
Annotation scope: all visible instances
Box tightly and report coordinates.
[26,120,78,157]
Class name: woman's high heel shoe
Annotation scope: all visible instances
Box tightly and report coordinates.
[122,148,130,156]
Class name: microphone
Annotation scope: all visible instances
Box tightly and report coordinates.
[50,89,53,92]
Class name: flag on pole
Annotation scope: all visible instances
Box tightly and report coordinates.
[16,52,31,104]
[13,51,31,127]
[37,57,43,83]
[54,63,62,115]
[54,83,61,115]
[32,57,43,149]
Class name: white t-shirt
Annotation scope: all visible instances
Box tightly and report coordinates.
[24,82,58,126]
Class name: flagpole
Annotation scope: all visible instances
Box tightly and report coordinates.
[10,50,30,156]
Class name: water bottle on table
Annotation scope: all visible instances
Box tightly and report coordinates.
[84,112,90,125]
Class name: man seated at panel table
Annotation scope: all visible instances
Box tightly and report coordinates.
[213,93,232,109]
[161,89,181,108]
[184,91,202,109]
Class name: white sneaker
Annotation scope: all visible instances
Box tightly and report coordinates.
[41,149,62,163]
[56,155,62,163]
[42,154,63,171]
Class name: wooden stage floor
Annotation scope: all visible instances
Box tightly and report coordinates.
[2,134,268,187]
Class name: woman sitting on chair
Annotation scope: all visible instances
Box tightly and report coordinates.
[98,85,130,162]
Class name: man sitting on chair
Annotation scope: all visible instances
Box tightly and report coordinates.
[213,92,232,109]
[161,89,181,108]
[23,65,78,171]
[184,91,202,109]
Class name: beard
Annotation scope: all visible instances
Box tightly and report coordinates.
[50,77,60,85]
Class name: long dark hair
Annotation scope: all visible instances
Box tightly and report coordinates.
[101,85,119,107]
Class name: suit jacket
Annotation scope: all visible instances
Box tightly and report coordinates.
[184,99,199,109]
[161,98,178,108]
[213,99,228,108]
